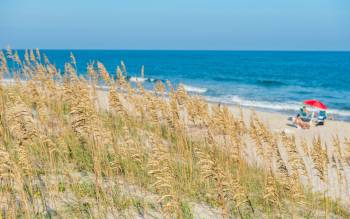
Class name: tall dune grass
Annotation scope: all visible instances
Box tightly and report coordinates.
[0,48,350,218]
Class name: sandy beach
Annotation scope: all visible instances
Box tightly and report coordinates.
[2,0,350,215]
[97,88,350,147]
[98,87,350,208]
[1,50,350,217]
[227,105,350,145]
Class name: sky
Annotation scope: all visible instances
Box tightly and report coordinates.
[1,0,350,50]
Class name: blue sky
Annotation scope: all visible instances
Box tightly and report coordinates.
[1,0,349,50]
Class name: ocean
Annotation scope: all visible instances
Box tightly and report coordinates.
[9,50,350,121]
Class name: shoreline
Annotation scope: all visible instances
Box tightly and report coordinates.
[2,77,350,123]
[95,88,350,147]
[2,49,350,217]
[3,74,350,214]
[205,100,350,146]
[205,97,350,123]
[227,103,350,144]
[3,78,350,146]
[207,97,350,124]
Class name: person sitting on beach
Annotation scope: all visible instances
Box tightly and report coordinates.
[300,106,310,121]
[294,114,310,129]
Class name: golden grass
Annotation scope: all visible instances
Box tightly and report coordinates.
[0,48,349,218]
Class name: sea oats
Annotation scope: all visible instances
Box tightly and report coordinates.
[35,48,41,62]
[70,52,77,67]
[275,142,290,191]
[5,97,38,144]
[109,83,128,119]
[24,49,30,65]
[312,137,327,182]
[0,49,348,218]
[147,96,160,128]
[332,135,342,159]
[282,134,301,177]
[194,145,229,216]
[43,54,50,65]
[166,80,175,95]
[154,80,166,95]
[68,81,112,147]
[148,135,182,217]
[0,50,9,75]
[116,66,127,88]
[97,61,110,84]
[176,83,188,105]
[0,145,31,218]
[120,61,127,75]
[122,125,143,164]
[87,62,98,82]
[26,81,49,124]
[297,139,312,186]
[263,170,280,209]
[238,106,246,134]
[249,116,264,158]
[29,49,36,63]
[283,135,307,214]
[13,51,21,66]
[64,62,78,82]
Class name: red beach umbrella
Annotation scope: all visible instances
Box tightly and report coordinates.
[303,99,327,110]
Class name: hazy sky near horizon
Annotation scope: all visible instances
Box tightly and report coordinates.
[1,0,350,50]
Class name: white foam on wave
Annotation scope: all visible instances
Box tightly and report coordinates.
[328,109,350,117]
[229,95,300,111]
[129,77,147,83]
[182,84,208,94]
[206,95,350,119]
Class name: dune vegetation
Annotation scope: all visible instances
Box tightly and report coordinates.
[0,48,350,218]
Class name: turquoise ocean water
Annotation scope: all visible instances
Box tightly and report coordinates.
[8,50,350,121]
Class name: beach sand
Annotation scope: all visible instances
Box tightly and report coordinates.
[4,79,349,146]
[97,88,350,147]
[2,80,349,214]
[98,88,350,206]
[226,105,350,145]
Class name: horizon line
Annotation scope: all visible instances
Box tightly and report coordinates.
[2,48,350,52]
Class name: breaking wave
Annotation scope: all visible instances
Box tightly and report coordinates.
[205,95,350,120]
[128,76,159,83]
[182,84,208,93]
